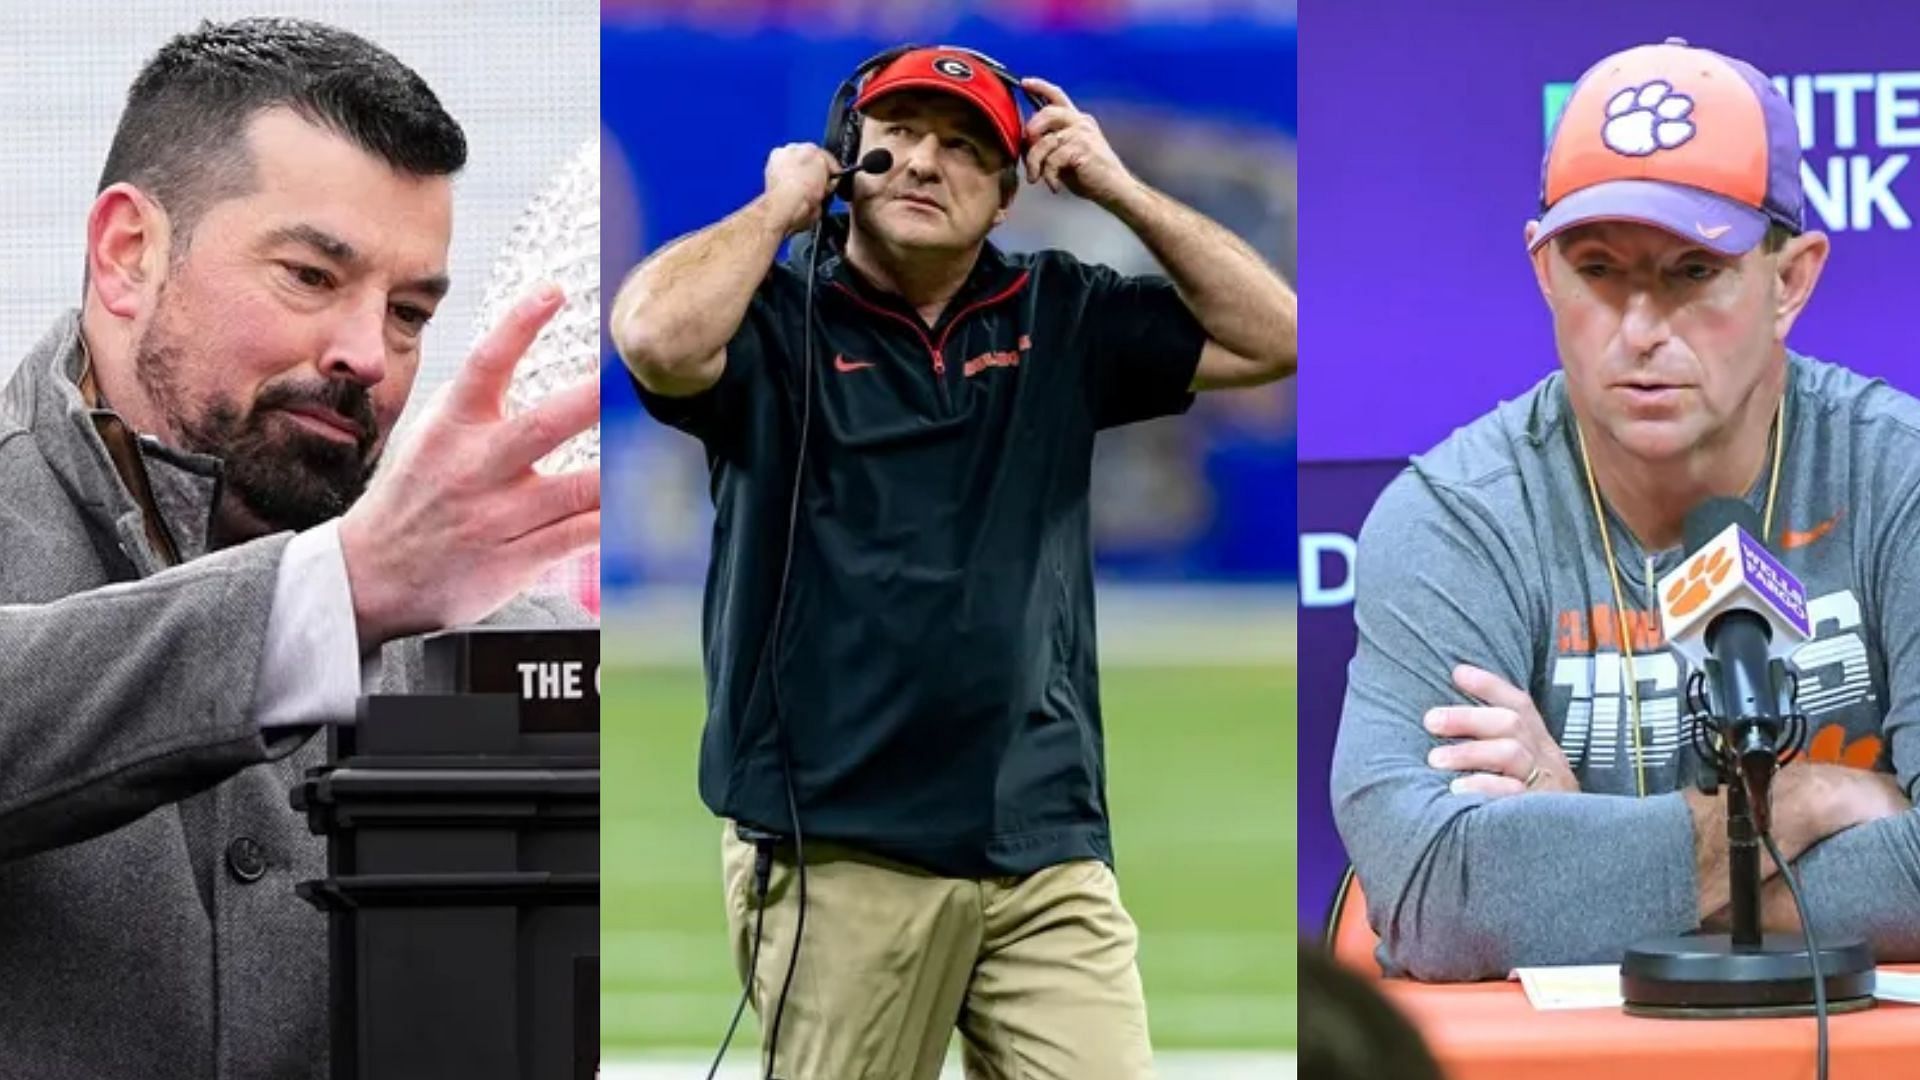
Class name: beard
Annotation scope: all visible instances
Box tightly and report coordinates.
[132,324,380,538]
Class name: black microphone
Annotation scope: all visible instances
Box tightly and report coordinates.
[831,148,893,198]
[1624,494,1872,1033]
[1658,497,1812,830]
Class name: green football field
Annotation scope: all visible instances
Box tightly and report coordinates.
[602,663,1297,1057]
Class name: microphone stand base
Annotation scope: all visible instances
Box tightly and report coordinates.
[1621,932,1876,1018]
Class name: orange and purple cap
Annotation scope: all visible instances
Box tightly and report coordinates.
[1532,38,1805,256]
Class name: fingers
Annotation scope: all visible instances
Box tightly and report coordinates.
[1452,663,1537,713]
[765,145,839,232]
[1024,104,1077,144]
[1023,106,1077,185]
[493,379,600,476]
[507,466,601,541]
[1423,704,1518,740]
[448,285,565,417]
[1449,773,1528,798]
[1429,736,1531,778]
[802,144,839,189]
[1043,143,1091,195]
[1028,129,1087,192]
[769,143,835,177]
[1025,132,1060,189]
[1020,76,1074,111]
[508,508,601,569]
[1426,677,1570,796]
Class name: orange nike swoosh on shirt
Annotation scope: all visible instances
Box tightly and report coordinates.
[833,354,874,373]
[1780,509,1844,550]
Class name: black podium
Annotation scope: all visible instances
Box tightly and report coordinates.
[292,627,599,1080]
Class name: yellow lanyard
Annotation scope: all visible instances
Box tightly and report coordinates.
[1574,395,1785,798]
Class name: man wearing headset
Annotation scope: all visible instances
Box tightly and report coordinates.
[1331,39,1920,983]
[613,45,1295,1080]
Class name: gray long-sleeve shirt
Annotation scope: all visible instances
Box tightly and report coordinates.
[1330,353,1920,981]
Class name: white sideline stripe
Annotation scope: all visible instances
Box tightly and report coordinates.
[604,584,1298,667]
[598,1052,1296,1079]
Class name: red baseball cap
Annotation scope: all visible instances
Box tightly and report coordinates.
[853,47,1024,162]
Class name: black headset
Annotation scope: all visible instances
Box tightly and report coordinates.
[823,43,1039,192]
[707,44,1034,1080]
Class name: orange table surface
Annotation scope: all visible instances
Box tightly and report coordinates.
[1380,965,1920,1080]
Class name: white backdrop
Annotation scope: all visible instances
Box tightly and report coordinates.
[0,0,597,406]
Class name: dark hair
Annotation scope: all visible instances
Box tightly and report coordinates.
[97,17,466,250]
[1298,948,1445,1080]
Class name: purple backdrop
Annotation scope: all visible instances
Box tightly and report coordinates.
[1296,0,1920,933]
[1298,459,1403,931]
[1299,0,1920,464]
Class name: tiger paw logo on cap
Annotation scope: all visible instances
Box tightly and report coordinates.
[933,56,974,81]
[1602,81,1695,156]
[1531,37,1806,257]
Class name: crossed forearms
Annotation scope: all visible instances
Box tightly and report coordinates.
[1688,762,1911,923]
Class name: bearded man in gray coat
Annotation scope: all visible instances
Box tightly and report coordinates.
[0,18,599,1079]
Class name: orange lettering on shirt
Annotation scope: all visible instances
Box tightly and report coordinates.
[963,347,1022,378]
[1554,605,1662,655]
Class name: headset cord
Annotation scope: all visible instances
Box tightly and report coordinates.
[704,843,775,1080]
[757,215,826,1080]
[702,215,822,1080]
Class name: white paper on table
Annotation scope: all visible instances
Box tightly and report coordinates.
[1510,965,1626,1010]
[1876,970,1920,1004]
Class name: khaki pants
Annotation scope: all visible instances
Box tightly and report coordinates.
[721,825,1156,1080]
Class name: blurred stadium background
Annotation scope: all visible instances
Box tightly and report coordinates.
[601,0,1296,1074]
[0,0,601,613]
